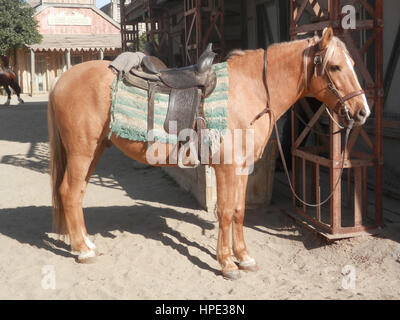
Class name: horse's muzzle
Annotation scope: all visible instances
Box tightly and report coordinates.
[354,105,371,126]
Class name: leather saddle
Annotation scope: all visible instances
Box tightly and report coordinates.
[122,43,218,167]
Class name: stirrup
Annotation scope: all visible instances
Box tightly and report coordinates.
[178,141,200,169]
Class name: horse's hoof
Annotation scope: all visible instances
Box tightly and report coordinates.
[222,269,241,280]
[18,99,24,104]
[239,258,258,272]
[76,249,97,264]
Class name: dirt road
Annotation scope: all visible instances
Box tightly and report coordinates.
[0,94,400,299]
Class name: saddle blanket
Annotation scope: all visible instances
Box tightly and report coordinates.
[108,62,229,146]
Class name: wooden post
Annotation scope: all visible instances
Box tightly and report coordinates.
[66,49,71,69]
[375,0,384,226]
[30,49,35,96]
[354,167,363,227]
[315,163,321,221]
[330,113,342,233]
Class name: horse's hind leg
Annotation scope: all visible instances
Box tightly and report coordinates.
[3,85,11,105]
[214,165,257,279]
[59,144,105,263]
[79,141,108,244]
[10,82,24,104]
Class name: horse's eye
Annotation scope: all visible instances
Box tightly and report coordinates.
[330,65,341,72]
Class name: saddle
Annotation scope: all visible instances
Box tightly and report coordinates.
[121,43,218,167]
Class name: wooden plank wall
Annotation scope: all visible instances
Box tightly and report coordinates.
[42,0,95,5]
[36,7,120,35]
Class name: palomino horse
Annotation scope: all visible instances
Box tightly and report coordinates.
[48,27,370,279]
[0,68,24,105]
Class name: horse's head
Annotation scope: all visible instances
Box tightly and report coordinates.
[306,27,370,126]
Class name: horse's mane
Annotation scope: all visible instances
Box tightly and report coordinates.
[225,38,307,62]
[225,49,250,61]
[226,36,348,60]
[225,36,350,90]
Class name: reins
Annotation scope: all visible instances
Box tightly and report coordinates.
[251,39,358,208]
[274,112,354,208]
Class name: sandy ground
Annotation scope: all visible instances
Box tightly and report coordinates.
[1,94,400,300]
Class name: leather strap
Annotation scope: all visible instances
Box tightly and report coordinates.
[250,49,271,125]
[147,82,157,133]
[196,88,206,161]
[335,89,364,111]
[342,89,365,102]
[264,50,270,106]
[274,112,354,207]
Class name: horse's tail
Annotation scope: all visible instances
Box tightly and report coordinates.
[48,78,67,235]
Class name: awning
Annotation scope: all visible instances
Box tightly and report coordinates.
[27,34,122,52]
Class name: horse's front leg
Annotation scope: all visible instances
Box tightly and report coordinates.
[214,165,257,279]
[232,192,258,273]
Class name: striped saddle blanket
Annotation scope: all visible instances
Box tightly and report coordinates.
[108,62,229,146]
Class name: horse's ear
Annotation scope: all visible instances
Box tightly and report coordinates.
[320,27,334,50]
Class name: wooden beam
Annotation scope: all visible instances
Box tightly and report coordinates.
[30,49,35,96]
[66,49,71,70]
[342,31,375,86]
[293,105,325,150]
[309,0,324,18]
[299,99,329,146]
[384,23,400,107]
[330,112,342,233]
[354,167,363,227]
[357,0,377,19]
[315,163,321,221]
[302,158,307,212]
[293,0,308,26]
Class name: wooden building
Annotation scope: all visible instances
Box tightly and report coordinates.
[15,0,122,94]
[120,0,290,67]
[100,0,129,23]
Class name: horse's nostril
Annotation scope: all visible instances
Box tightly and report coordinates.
[357,107,370,122]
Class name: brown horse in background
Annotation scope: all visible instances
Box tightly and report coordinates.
[48,27,370,279]
[0,68,24,105]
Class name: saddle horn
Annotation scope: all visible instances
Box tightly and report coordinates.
[197,43,216,74]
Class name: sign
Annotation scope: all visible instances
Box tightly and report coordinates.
[48,11,92,26]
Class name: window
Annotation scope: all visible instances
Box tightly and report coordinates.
[71,55,83,66]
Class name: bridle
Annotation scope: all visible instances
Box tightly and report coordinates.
[309,41,364,124]
[250,38,366,208]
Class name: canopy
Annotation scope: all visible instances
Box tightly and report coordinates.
[27,34,122,52]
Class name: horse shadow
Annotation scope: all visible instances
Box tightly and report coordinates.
[94,146,326,251]
[0,204,218,274]
[89,145,202,210]
[243,205,327,250]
